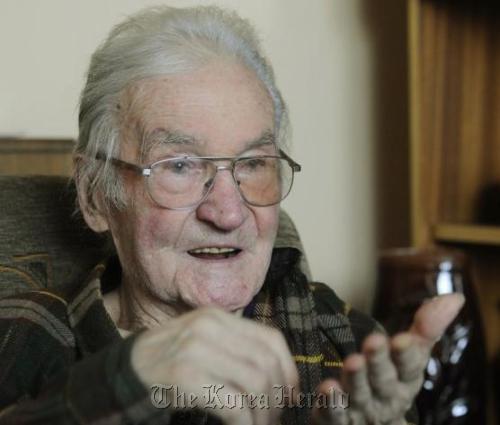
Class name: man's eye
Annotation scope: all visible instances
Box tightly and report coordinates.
[244,158,267,170]
[174,161,186,170]
[166,159,193,174]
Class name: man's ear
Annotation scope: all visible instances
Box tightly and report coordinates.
[75,172,110,233]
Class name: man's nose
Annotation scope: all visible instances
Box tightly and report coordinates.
[195,169,248,231]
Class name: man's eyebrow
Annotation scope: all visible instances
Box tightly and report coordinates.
[141,129,196,159]
[243,131,276,151]
[147,128,196,145]
[141,128,276,159]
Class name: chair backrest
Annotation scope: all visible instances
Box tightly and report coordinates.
[0,175,310,297]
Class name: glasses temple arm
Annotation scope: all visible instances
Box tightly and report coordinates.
[95,153,147,175]
[278,149,302,172]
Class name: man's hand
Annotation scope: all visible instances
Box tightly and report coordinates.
[131,307,299,425]
[312,293,465,425]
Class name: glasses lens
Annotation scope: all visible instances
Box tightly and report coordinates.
[235,157,294,206]
[147,157,214,209]
[146,156,295,209]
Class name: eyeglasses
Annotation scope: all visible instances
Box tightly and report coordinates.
[97,150,301,210]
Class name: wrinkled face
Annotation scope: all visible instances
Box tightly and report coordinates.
[106,61,279,313]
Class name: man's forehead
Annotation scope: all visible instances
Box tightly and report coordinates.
[118,63,276,160]
[120,62,271,110]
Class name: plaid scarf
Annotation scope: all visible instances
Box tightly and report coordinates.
[243,248,345,425]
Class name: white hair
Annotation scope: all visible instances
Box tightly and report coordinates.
[75,5,289,211]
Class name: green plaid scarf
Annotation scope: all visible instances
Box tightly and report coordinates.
[244,248,346,425]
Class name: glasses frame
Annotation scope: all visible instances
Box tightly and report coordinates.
[96,149,301,210]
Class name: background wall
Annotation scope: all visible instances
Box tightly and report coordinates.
[0,0,409,312]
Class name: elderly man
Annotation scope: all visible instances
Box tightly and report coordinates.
[0,5,463,425]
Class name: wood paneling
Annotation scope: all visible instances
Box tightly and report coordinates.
[0,139,74,176]
[411,0,500,243]
[409,1,499,422]
[434,223,500,246]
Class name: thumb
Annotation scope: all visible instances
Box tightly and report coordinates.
[409,293,465,348]
[311,380,349,425]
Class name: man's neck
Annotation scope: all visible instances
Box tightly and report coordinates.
[103,284,243,334]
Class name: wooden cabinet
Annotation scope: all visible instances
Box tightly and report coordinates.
[408,0,499,421]
[0,138,74,176]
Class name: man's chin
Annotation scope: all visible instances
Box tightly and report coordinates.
[193,297,250,313]
[186,285,256,312]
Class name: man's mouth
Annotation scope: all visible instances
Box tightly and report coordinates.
[188,247,242,259]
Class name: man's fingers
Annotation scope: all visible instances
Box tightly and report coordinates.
[409,293,465,348]
[183,310,298,424]
[342,354,374,413]
[198,382,255,425]
[221,316,300,407]
[312,380,350,425]
[240,322,300,394]
[392,333,427,384]
[191,338,282,425]
[312,405,350,425]
[362,334,399,399]
[185,308,299,394]
[312,293,462,425]
[133,308,299,425]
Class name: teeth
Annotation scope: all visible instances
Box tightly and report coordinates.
[190,247,237,254]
